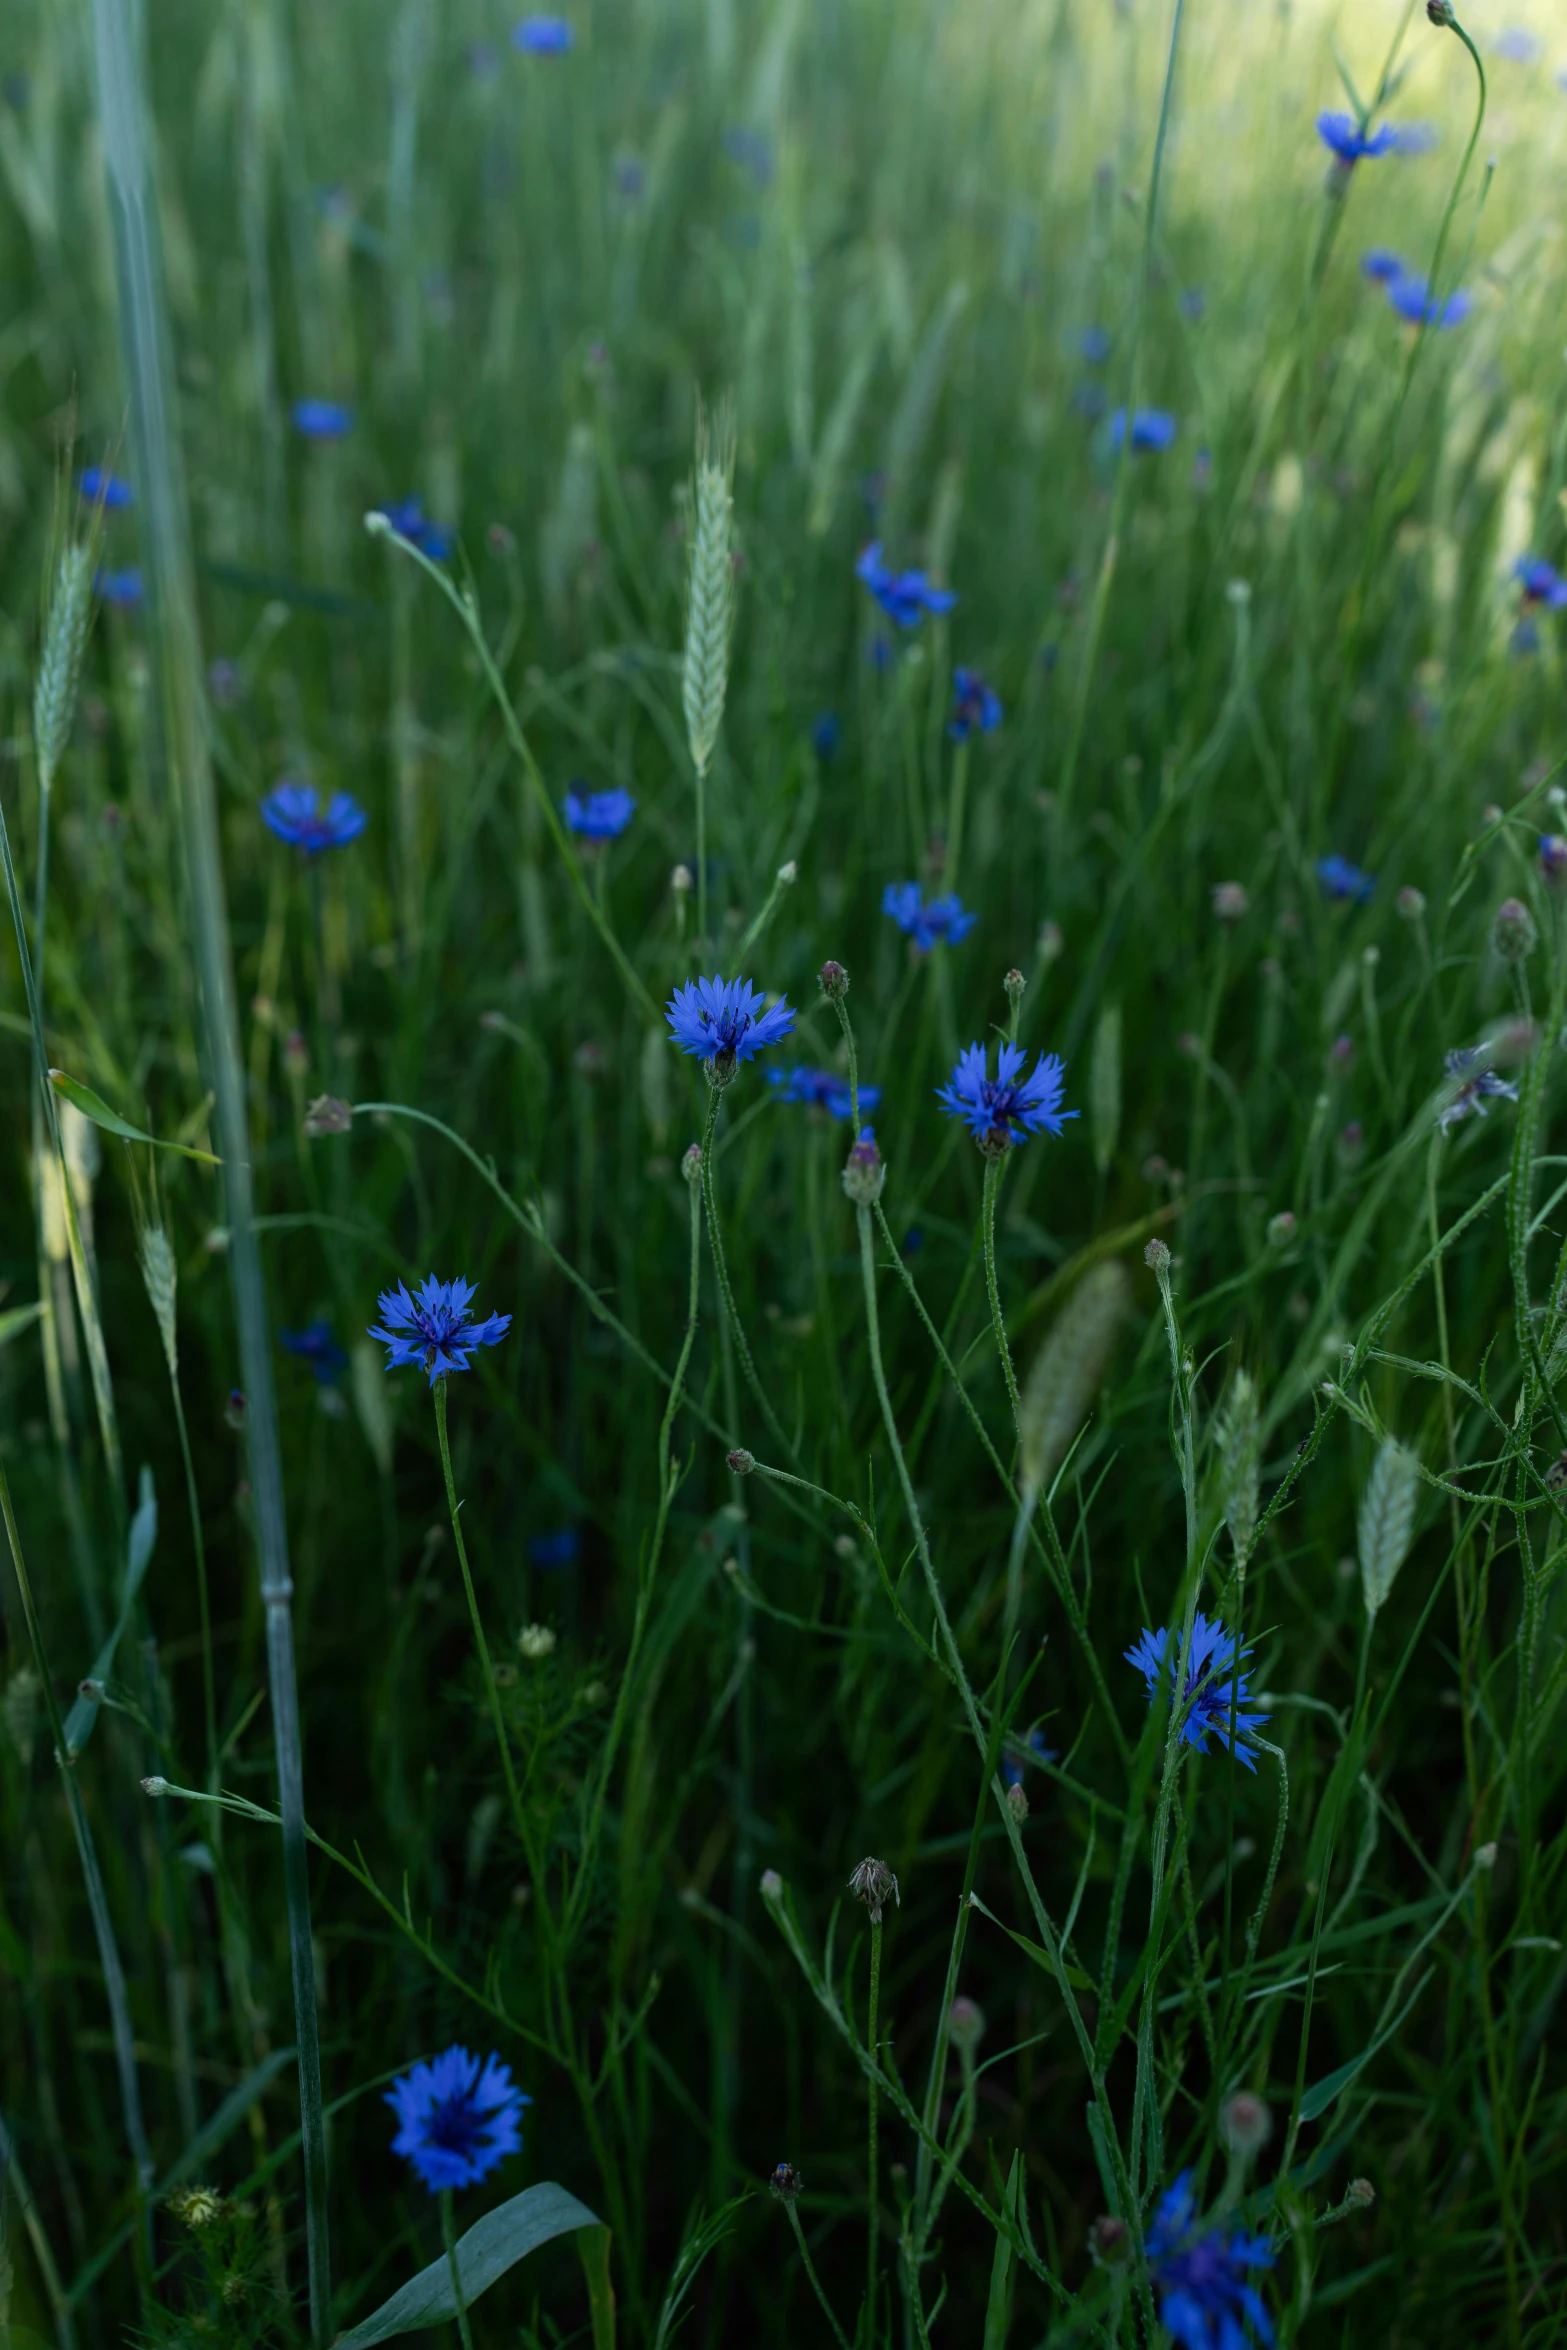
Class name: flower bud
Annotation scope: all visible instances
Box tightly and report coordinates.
[141,1775,172,1797]
[819,959,849,1001]
[1089,2216,1131,2269]
[847,1855,899,1923]
[303,1094,353,1137]
[1211,881,1249,925]
[1426,0,1454,25]
[727,1447,755,1476]
[759,1867,784,1902]
[1540,837,1567,890]
[671,863,693,897]
[1474,1840,1498,1871]
[283,1029,309,1079]
[224,1389,248,1430]
[1003,967,1026,1009]
[1397,885,1426,920]
[1144,1237,1171,1274]
[1346,2176,1376,2208]
[1036,919,1063,965]
[1491,898,1537,963]
[948,1995,986,2051]
[769,2162,800,2204]
[1219,2091,1273,2156]
[1006,1780,1029,1821]
[682,1142,703,1185]
[1267,1209,1296,1246]
[842,1126,885,1205]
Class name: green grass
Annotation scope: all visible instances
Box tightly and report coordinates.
[2,0,1567,2343]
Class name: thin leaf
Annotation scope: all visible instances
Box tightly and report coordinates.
[0,1303,45,1348]
[64,1467,157,1755]
[334,2184,604,2349]
[1298,1968,1432,2122]
[577,2225,616,2350]
[48,1069,220,1164]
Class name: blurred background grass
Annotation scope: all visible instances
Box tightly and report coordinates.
[3,0,1567,2343]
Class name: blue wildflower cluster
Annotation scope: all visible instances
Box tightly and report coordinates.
[1439,1047,1519,1132]
[883,882,977,951]
[369,1276,512,1383]
[1146,2170,1276,2350]
[1124,1612,1268,1768]
[564,786,636,840]
[386,2046,530,2193]
[80,466,134,509]
[856,542,957,627]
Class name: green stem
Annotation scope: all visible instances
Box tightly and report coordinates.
[867,1917,882,2332]
[433,1378,531,1863]
[440,2191,475,2350]
[700,1084,796,1462]
[785,2201,852,2350]
[168,1366,218,1797]
[981,1155,1021,1430]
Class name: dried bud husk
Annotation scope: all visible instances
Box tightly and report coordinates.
[847,1855,899,1924]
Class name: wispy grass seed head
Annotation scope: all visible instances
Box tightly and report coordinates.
[681,395,737,779]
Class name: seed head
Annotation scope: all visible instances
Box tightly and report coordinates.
[769,2161,800,2205]
[1491,898,1537,964]
[727,1447,755,1476]
[517,1623,557,1661]
[819,959,849,1001]
[847,1855,899,1924]
[169,2185,223,2230]
[1219,2091,1272,2157]
[842,1126,885,1206]
[34,542,94,799]
[681,395,737,779]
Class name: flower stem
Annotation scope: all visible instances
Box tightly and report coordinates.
[432,1377,529,1857]
[440,2190,475,2350]
[866,1916,882,2332]
[785,2202,852,2350]
[981,1156,1021,1430]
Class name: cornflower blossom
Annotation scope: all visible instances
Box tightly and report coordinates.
[79,467,134,509]
[937,1039,1078,1152]
[528,1527,580,1569]
[95,567,143,607]
[1516,558,1567,609]
[811,712,842,760]
[292,399,353,439]
[373,497,453,559]
[1124,1612,1268,1769]
[1146,2170,1276,2350]
[1079,325,1112,364]
[368,1276,512,1384]
[1385,273,1471,328]
[768,1065,882,1120]
[278,1321,348,1384]
[950,666,1003,740]
[1109,407,1177,452]
[1493,28,1541,64]
[882,881,977,951]
[260,782,369,855]
[386,2046,530,2193]
[855,542,957,627]
[564,786,636,840]
[1539,836,1567,885]
[513,15,574,51]
[1389,121,1440,154]
[1315,110,1397,162]
[1316,852,1375,904]
[665,974,796,1071]
[1360,247,1406,282]
[1439,1047,1519,1132]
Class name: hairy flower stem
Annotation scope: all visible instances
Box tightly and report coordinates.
[785,2202,851,2350]
[981,1156,1022,1430]
[866,1916,882,2332]
[433,1378,530,1860]
[440,2191,475,2350]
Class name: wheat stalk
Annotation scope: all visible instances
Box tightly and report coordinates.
[682,393,736,781]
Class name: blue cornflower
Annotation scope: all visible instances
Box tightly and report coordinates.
[260,782,369,855]
[512,14,573,51]
[292,398,353,440]
[1079,325,1112,365]
[564,786,636,841]
[1315,110,1397,162]
[1147,2170,1275,2350]
[811,712,842,761]
[1002,1727,1059,1789]
[1540,835,1567,885]
[1361,247,1406,282]
[528,1527,580,1569]
[1439,1046,1519,1132]
[368,1276,513,1384]
[723,126,774,185]
[95,567,143,608]
[937,1040,1078,1152]
[1494,27,1541,64]
[1179,287,1205,322]
[386,2046,530,2195]
[1516,557,1567,609]
[1389,120,1440,154]
[374,497,453,560]
[279,1320,348,1385]
[1124,1612,1268,1769]
[1317,853,1375,905]
[768,1066,882,1121]
[855,542,957,628]
[614,155,646,200]
[883,882,977,952]
[1109,407,1178,452]
[1385,273,1471,328]
[80,467,134,509]
[950,667,1003,741]
[666,975,796,1071]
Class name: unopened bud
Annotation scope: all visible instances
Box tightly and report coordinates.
[1036,919,1063,965]
[1491,898,1537,964]
[819,959,849,1001]
[1540,837,1567,890]
[948,1995,986,2051]
[671,863,693,897]
[1089,2216,1131,2269]
[759,1868,784,1902]
[142,1775,172,1797]
[1211,881,1249,925]
[847,1855,899,1924]
[1003,967,1026,1008]
[842,1125,885,1205]
[1267,1209,1297,1246]
[224,1389,248,1430]
[682,1142,703,1185]
[1426,0,1454,25]
[777,859,798,886]
[1006,1780,1029,1821]
[303,1094,353,1137]
[1474,1840,1498,1871]
[769,2161,800,2204]
[1346,2176,1376,2208]
[1219,2092,1272,2157]
[1397,885,1426,920]
[727,1447,755,1476]
[1144,1237,1171,1274]
[283,1029,309,1078]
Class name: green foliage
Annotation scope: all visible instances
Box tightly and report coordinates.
[0,2,1565,2349]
